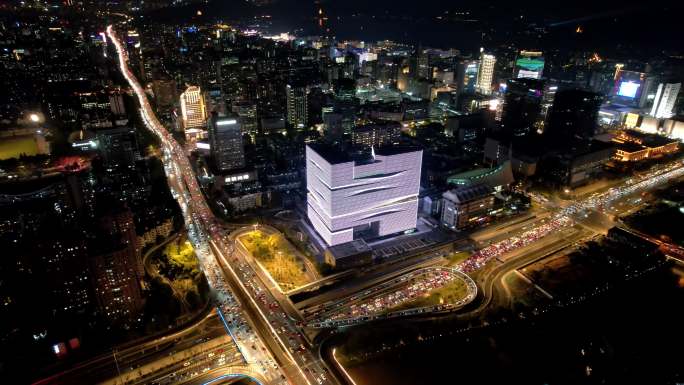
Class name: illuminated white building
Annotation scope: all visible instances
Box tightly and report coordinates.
[306,144,422,246]
[476,49,496,95]
[650,82,681,119]
[180,86,207,131]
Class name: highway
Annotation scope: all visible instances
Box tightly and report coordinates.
[107,25,337,385]
[459,159,684,273]
[32,310,226,385]
[107,19,684,385]
[460,159,684,319]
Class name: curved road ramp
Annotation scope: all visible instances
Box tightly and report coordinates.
[307,267,477,328]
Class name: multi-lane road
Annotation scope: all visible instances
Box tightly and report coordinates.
[463,158,684,318]
[107,25,338,385]
[104,18,684,385]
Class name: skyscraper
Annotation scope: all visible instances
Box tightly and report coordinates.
[546,89,603,140]
[415,49,430,80]
[306,143,422,246]
[209,114,246,172]
[501,78,545,137]
[96,126,139,167]
[457,59,479,94]
[90,209,144,324]
[352,122,400,149]
[286,83,308,129]
[650,82,681,119]
[180,85,207,130]
[476,49,496,95]
[514,50,545,79]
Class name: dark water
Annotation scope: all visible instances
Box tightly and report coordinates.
[337,266,684,385]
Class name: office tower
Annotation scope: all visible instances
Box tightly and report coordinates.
[650,83,681,119]
[612,69,647,107]
[306,143,422,246]
[109,92,126,116]
[209,114,246,172]
[546,89,603,140]
[416,49,430,80]
[638,76,658,108]
[501,78,544,137]
[286,83,308,129]
[352,122,400,148]
[180,85,207,130]
[514,50,545,79]
[231,101,258,136]
[90,211,144,324]
[96,126,139,167]
[457,59,479,94]
[476,49,496,95]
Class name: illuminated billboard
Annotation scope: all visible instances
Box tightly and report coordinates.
[618,81,641,98]
[613,70,646,104]
[515,57,545,79]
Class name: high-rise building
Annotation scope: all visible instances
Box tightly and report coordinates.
[96,126,139,167]
[306,143,422,246]
[352,122,400,149]
[501,78,545,137]
[209,114,246,172]
[546,89,603,140]
[286,83,308,129]
[180,85,207,130]
[109,92,126,116]
[231,101,258,136]
[476,50,496,95]
[90,209,144,324]
[638,76,659,109]
[650,83,681,119]
[457,59,479,94]
[514,50,544,79]
[612,69,647,107]
[416,49,430,80]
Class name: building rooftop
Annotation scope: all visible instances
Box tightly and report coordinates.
[616,141,646,153]
[447,161,514,189]
[307,142,420,165]
[621,129,678,148]
[443,183,493,203]
[307,142,355,164]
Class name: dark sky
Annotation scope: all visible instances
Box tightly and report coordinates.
[153,0,683,55]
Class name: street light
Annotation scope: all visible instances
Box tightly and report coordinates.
[29,113,40,123]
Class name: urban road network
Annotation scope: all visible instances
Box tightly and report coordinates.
[51,23,684,385]
[107,25,335,385]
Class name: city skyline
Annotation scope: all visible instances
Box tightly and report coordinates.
[1,1,684,385]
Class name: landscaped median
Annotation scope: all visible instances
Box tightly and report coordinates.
[237,230,317,292]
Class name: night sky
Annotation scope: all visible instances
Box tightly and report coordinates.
[151,0,683,55]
